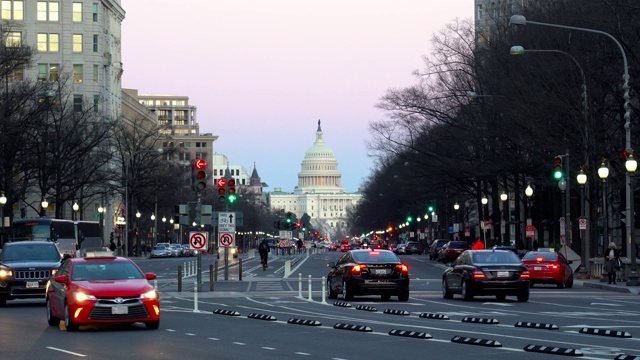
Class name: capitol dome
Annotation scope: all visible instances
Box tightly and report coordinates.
[297,120,345,194]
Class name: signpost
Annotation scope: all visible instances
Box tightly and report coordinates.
[218,212,236,280]
[188,231,207,290]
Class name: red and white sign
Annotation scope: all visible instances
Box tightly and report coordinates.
[219,232,234,247]
[189,232,208,250]
[579,218,587,230]
[526,225,535,238]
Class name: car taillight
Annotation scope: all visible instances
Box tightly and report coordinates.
[395,264,409,274]
[548,264,559,270]
[473,268,486,279]
[351,265,367,274]
[520,270,530,279]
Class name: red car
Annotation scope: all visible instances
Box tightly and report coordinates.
[340,243,352,252]
[46,252,160,331]
[328,243,338,251]
[521,250,574,288]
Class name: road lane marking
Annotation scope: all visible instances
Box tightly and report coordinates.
[46,347,87,357]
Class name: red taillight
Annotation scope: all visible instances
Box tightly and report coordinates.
[395,264,409,274]
[351,264,367,274]
[473,268,486,279]
[520,270,530,279]
[548,264,559,270]
[536,257,543,262]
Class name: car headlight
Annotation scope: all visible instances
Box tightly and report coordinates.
[51,269,57,276]
[74,292,97,302]
[0,269,13,277]
[141,289,158,299]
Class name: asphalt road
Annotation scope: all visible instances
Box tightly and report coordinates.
[1,250,639,360]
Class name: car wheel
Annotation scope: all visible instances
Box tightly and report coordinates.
[144,321,160,330]
[461,280,473,301]
[64,301,79,332]
[327,279,337,299]
[566,275,574,289]
[0,296,6,307]
[496,294,506,301]
[517,290,529,302]
[442,279,453,299]
[381,294,391,301]
[46,298,60,326]
[342,280,353,300]
[398,290,409,302]
[557,276,566,289]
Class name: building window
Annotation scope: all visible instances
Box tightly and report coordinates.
[5,64,23,81]
[72,34,83,52]
[50,64,59,81]
[73,94,82,112]
[5,31,20,47]
[93,95,99,113]
[72,2,82,22]
[37,1,59,21]
[37,33,59,52]
[1,0,23,20]
[92,34,98,52]
[72,64,83,83]
[93,64,98,82]
[37,63,59,81]
[92,3,97,22]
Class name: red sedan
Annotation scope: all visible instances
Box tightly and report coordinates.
[521,250,574,288]
[340,243,352,252]
[46,253,160,331]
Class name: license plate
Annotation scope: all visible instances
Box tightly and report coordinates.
[497,271,509,278]
[374,269,387,275]
[112,305,128,315]
[26,281,39,288]
[534,266,542,271]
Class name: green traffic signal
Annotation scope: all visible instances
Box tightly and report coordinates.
[228,194,237,203]
[553,156,563,180]
[406,216,413,223]
[553,170,563,180]
[427,205,434,212]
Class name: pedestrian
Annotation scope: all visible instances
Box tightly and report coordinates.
[604,242,620,284]
[296,238,303,254]
[258,238,270,270]
[471,238,485,250]
[109,239,117,252]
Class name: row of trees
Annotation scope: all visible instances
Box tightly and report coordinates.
[349,1,639,256]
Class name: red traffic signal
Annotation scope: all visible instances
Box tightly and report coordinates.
[228,178,236,195]
[192,158,208,191]
[194,159,207,170]
[216,178,227,187]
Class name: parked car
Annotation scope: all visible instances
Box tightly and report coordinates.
[326,249,409,301]
[428,239,449,260]
[405,241,423,255]
[396,243,407,255]
[442,249,530,302]
[46,252,160,331]
[521,250,574,288]
[438,241,470,263]
[150,245,171,258]
[388,243,399,253]
[181,244,196,257]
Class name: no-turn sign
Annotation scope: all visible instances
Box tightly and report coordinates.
[219,232,234,247]
[189,232,208,250]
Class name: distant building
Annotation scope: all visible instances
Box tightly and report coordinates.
[474,0,524,46]
[268,120,362,239]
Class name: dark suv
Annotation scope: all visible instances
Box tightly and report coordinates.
[0,241,62,306]
[405,242,423,255]
[429,239,449,260]
[438,240,470,263]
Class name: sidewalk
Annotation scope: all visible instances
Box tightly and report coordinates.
[574,278,640,295]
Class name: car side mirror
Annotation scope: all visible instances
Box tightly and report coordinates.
[327,262,336,268]
[54,275,68,283]
[145,273,157,280]
[567,260,573,264]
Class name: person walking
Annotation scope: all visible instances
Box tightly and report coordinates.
[258,239,270,270]
[109,239,117,252]
[471,238,485,250]
[604,242,620,284]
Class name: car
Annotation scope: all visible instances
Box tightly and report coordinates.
[169,244,182,257]
[442,249,530,302]
[181,244,196,257]
[326,249,409,301]
[45,252,160,331]
[492,245,520,256]
[0,241,63,306]
[328,243,338,251]
[396,243,407,255]
[405,241,423,255]
[388,243,399,253]
[438,240,470,263]
[217,246,238,258]
[428,239,449,260]
[150,245,171,258]
[521,250,574,288]
[340,243,352,252]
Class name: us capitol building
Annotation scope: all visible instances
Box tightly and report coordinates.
[268,120,362,239]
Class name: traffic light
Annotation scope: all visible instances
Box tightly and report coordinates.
[192,158,207,191]
[227,178,237,203]
[553,156,563,180]
[216,177,226,202]
[427,203,434,213]
[406,216,413,223]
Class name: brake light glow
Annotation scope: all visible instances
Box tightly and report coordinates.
[520,270,530,279]
[351,265,367,274]
[473,268,486,279]
[548,264,559,270]
[395,264,409,274]
[370,251,379,255]
[536,257,543,262]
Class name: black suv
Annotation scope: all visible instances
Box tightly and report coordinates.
[405,241,423,255]
[0,241,62,306]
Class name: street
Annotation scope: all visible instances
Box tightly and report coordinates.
[1,251,639,360]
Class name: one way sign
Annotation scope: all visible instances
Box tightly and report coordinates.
[218,212,236,233]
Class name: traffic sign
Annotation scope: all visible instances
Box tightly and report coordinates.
[189,232,208,250]
[579,218,587,230]
[218,212,236,233]
[526,225,535,238]
[219,232,234,247]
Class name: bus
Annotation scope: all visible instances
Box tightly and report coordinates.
[75,220,102,250]
[11,218,77,256]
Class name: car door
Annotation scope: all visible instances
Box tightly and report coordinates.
[47,259,70,316]
[446,252,469,291]
[330,253,350,292]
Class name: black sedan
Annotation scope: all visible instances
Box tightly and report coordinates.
[326,249,409,301]
[442,249,530,302]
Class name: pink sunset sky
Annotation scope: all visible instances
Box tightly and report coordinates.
[121,0,474,192]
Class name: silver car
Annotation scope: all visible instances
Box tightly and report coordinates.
[150,245,170,258]
[169,244,182,257]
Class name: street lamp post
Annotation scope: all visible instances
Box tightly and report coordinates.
[169,217,174,242]
[162,216,167,242]
[454,202,460,240]
[510,14,634,286]
[98,205,104,244]
[577,167,589,277]
[72,202,79,221]
[525,184,534,250]
[481,196,488,248]
[41,198,48,217]
[135,210,141,256]
[598,160,610,255]
[150,213,156,252]
[501,192,508,246]
[625,153,639,285]
[0,193,6,246]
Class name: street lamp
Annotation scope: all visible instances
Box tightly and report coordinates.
[0,193,6,246]
[510,14,634,285]
[162,216,167,242]
[598,159,610,256]
[625,152,639,285]
[481,196,488,247]
[169,217,174,242]
[500,192,508,246]
[525,184,534,250]
[136,210,141,256]
[72,202,79,220]
[97,205,105,244]
[41,198,49,217]
[576,166,589,277]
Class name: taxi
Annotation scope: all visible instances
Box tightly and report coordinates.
[45,251,160,331]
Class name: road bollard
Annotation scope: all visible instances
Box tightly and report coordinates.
[154,279,158,290]
[321,276,327,304]
[178,265,183,292]
[308,275,312,301]
[214,261,219,281]
[210,264,214,291]
[298,273,302,298]
[193,281,200,313]
[284,260,291,278]
[239,259,243,281]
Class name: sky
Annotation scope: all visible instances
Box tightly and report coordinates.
[121,0,474,193]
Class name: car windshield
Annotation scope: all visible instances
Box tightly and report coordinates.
[71,261,144,281]
[352,251,399,263]
[472,251,521,264]
[153,246,166,250]
[448,241,468,249]
[522,252,556,261]
[1,243,60,261]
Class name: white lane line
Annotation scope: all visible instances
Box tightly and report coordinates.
[185,333,196,336]
[165,329,176,332]
[262,347,276,350]
[46,347,87,357]
[208,338,220,341]
[233,342,246,345]
[295,352,311,355]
